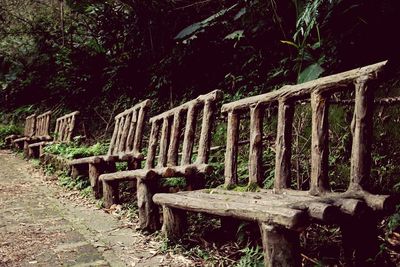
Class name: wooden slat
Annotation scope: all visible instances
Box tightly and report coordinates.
[113,116,125,154]
[224,111,239,187]
[197,100,215,164]
[132,104,147,154]
[349,76,373,191]
[274,100,294,190]
[181,105,197,165]
[118,111,132,152]
[158,117,171,167]
[125,109,137,152]
[310,92,330,194]
[108,117,120,155]
[248,105,264,186]
[167,110,183,166]
[145,121,161,169]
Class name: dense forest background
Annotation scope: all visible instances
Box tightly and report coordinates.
[1,0,400,125]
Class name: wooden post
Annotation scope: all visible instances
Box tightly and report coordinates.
[133,106,146,154]
[249,105,264,186]
[167,110,183,166]
[274,100,294,190]
[137,178,160,231]
[145,121,161,169]
[197,100,215,164]
[310,92,330,195]
[349,76,373,191]
[259,222,301,267]
[126,109,137,152]
[161,206,187,240]
[158,117,171,167]
[181,105,197,165]
[89,163,103,199]
[118,112,131,152]
[224,111,239,187]
[103,180,119,208]
[108,117,120,155]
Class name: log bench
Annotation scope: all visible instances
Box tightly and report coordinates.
[28,111,80,158]
[7,114,36,148]
[99,90,223,231]
[13,111,52,157]
[68,100,151,198]
[153,61,397,266]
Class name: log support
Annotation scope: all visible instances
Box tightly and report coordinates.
[274,100,294,190]
[310,92,330,195]
[259,222,301,267]
[137,178,160,231]
[162,206,187,240]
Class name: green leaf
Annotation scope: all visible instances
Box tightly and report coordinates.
[297,63,324,84]
[224,30,244,40]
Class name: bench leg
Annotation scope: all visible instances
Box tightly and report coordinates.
[137,178,160,231]
[259,222,301,267]
[89,163,104,199]
[162,206,187,240]
[23,141,30,158]
[341,212,379,267]
[71,164,86,179]
[103,179,119,208]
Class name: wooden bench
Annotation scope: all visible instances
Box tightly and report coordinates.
[99,90,223,231]
[13,111,52,157]
[153,61,397,266]
[7,114,36,148]
[68,100,151,198]
[28,111,80,158]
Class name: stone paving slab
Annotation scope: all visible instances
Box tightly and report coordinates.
[0,150,192,267]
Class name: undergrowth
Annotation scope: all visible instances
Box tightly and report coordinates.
[43,141,108,159]
[0,124,22,148]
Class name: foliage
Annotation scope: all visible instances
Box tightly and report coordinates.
[235,246,264,267]
[0,123,22,148]
[43,141,108,159]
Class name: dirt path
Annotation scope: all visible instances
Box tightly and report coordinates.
[0,150,192,267]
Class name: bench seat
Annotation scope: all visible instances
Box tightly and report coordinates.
[69,151,144,165]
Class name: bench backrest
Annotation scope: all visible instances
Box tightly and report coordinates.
[54,111,80,142]
[144,90,223,171]
[24,114,36,137]
[107,100,151,157]
[221,61,387,194]
[35,111,52,137]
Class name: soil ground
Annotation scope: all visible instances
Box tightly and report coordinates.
[0,150,192,267]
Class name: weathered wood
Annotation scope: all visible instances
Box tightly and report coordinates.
[224,111,239,187]
[108,117,120,155]
[274,100,294,190]
[248,105,264,186]
[89,163,104,198]
[132,101,150,154]
[125,109,137,152]
[153,193,307,230]
[113,116,125,155]
[118,111,131,152]
[100,169,157,182]
[310,92,330,195]
[348,76,373,191]
[103,180,119,208]
[181,104,197,165]
[167,110,183,166]
[145,121,161,169]
[197,99,216,164]
[221,61,387,113]
[259,223,301,267]
[150,90,222,122]
[158,118,171,167]
[161,206,187,240]
[137,178,160,231]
